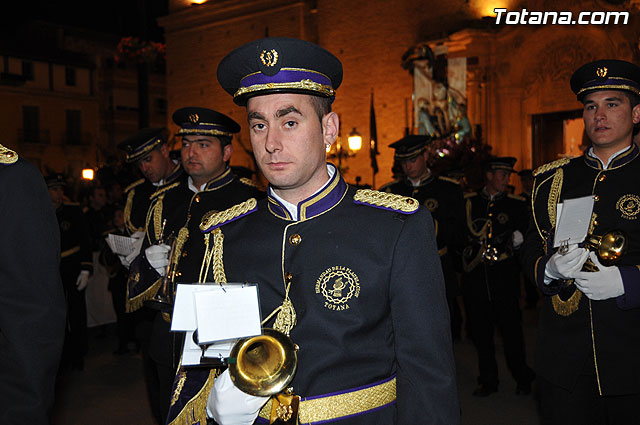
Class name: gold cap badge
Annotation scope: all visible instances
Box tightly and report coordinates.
[260,49,279,67]
[189,113,199,123]
[596,67,608,78]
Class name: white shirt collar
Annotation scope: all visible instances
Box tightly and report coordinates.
[187,176,206,193]
[587,144,631,169]
[268,165,335,221]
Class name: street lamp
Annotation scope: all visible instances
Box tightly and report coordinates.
[327,127,361,173]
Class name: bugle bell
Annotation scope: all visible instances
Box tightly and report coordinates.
[227,328,298,397]
[583,229,627,267]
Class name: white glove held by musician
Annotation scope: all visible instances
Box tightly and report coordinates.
[206,369,269,425]
[122,231,146,267]
[76,270,90,291]
[544,244,589,284]
[572,252,624,300]
[145,244,171,277]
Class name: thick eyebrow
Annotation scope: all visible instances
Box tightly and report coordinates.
[247,111,266,121]
[276,106,302,118]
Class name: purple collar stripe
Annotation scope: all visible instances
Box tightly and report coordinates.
[204,168,234,190]
[298,170,347,220]
[241,68,332,88]
[267,197,292,220]
[302,374,396,401]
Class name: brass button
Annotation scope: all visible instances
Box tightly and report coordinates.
[289,234,302,246]
[182,252,187,258]
[594,195,600,202]
[489,203,494,207]
[488,212,493,217]
[593,220,599,227]
[284,272,293,283]
[195,195,200,203]
[406,198,415,205]
[598,174,606,182]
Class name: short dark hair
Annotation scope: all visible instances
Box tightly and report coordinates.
[217,135,233,147]
[309,95,332,122]
[623,91,640,108]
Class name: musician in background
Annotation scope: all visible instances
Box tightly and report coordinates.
[461,157,535,397]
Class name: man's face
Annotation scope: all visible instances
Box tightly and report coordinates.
[247,93,338,202]
[136,145,171,183]
[113,209,125,229]
[486,169,511,193]
[400,151,429,180]
[91,187,107,209]
[583,90,640,152]
[48,185,64,209]
[181,135,231,185]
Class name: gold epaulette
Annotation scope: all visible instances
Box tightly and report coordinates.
[0,144,18,164]
[438,176,461,185]
[239,177,263,190]
[199,198,258,232]
[507,193,526,201]
[353,189,419,214]
[150,181,180,200]
[464,191,477,199]
[124,178,145,193]
[533,158,571,177]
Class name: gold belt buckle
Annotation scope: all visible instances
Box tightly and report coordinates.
[270,392,300,425]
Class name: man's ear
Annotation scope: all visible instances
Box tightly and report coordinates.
[222,143,234,162]
[322,111,339,149]
[632,103,640,125]
[159,144,170,158]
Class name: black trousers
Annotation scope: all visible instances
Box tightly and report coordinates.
[539,374,640,425]
[462,260,533,388]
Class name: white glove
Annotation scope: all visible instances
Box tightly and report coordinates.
[512,230,524,249]
[123,231,146,267]
[544,244,589,284]
[572,252,625,300]
[76,270,90,291]
[145,244,171,277]
[206,369,269,425]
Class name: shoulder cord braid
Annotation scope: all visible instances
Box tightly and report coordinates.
[465,198,489,238]
[125,190,140,234]
[545,167,582,316]
[153,194,165,241]
[199,229,226,284]
[172,227,189,273]
[261,223,297,336]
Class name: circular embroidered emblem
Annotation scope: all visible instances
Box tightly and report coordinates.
[315,266,360,311]
[497,212,508,224]
[596,66,608,78]
[424,198,439,212]
[189,113,199,123]
[61,221,71,232]
[260,49,279,67]
[616,194,640,220]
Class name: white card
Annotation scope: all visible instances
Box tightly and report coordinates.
[553,195,595,248]
[104,233,135,256]
[180,331,236,366]
[171,284,219,332]
[194,284,261,344]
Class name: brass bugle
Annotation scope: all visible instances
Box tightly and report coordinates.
[583,230,627,267]
[227,328,298,397]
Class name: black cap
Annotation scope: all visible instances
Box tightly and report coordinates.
[172,107,240,146]
[486,156,517,172]
[117,128,166,163]
[389,135,431,161]
[217,37,343,106]
[570,59,640,101]
[44,173,66,188]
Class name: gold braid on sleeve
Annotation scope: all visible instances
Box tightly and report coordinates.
[199,229,226,284]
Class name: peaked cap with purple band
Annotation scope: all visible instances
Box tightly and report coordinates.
[571,59,640,101]
[172,107,240,146]
[217,37,343,106]
[117,127,166,163]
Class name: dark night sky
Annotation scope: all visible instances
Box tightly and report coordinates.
[3,0,168,41]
